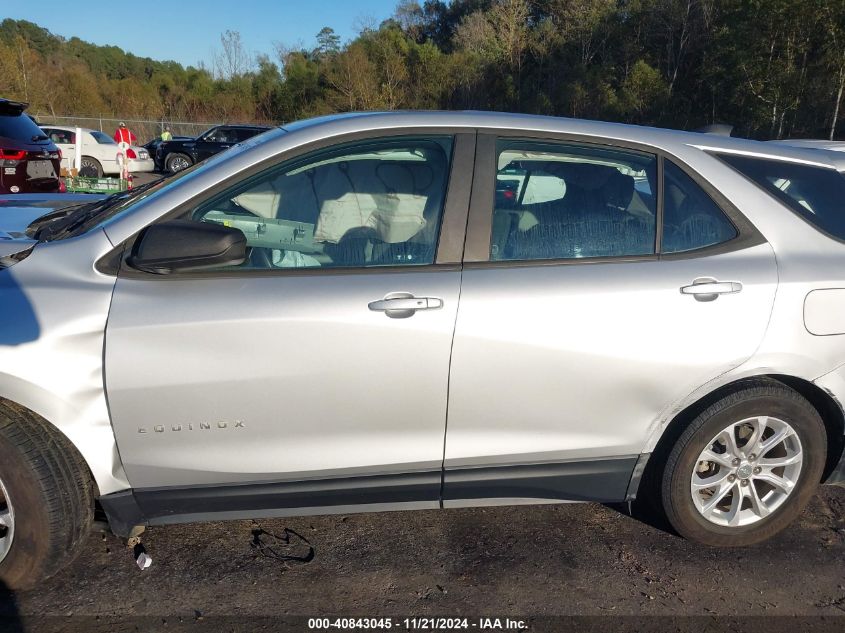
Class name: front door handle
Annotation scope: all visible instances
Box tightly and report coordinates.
[680,278,743,302]
[368,292,443,318]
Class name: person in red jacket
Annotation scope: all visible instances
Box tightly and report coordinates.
[113,122,137,145]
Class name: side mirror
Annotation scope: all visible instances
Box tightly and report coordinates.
[128,220,247,274]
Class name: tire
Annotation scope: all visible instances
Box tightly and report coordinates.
[661,379,826,547]
[0,400,94,589]
[78,156,103,178]
[166,153,192,173]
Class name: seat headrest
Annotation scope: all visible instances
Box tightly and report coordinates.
[603,170,635,210]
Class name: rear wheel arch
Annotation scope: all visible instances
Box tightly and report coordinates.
[79,155,103,178]
[635,375,845,502]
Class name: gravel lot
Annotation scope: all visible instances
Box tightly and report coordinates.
[1,486,843,632]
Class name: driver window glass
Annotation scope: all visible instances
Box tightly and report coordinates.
[184,135,453,270]
[662,160,737,253]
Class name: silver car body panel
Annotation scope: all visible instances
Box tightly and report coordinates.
[0,231,129,495]
[0,111,844,505]
[105,270,461,488]
[445,244,778,468]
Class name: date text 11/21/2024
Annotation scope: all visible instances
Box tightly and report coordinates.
[307,618,528,630]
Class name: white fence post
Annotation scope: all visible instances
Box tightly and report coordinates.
[74,126,82,174]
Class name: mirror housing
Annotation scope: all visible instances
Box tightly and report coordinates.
[128,220,247,274]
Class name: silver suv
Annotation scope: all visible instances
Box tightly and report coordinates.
[1,112,844,588]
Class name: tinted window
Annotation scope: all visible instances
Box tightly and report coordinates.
[662,161,737,253]
[91,131,116,144]
[234,128,262,142]
[184,136,453,270]
[205,127,239,143]
[717,153,845,240]
[0,112,48,141]
[491,140,657,260]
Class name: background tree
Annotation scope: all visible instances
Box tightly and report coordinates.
[3,2,845,140]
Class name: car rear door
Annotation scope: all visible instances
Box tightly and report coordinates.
[442,133,778,505]
[104,132,475,513]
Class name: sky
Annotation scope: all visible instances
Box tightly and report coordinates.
[4,0,400,68]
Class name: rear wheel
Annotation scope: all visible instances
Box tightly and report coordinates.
[166,153,192,173]
[661,380,826,546]
[0,401,94,589]
[79,156,103,178]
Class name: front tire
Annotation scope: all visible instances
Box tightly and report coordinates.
[166,152,192,173]
[0,400,94,589]
[661,380,826,546]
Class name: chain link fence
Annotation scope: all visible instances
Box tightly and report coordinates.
[29,115,223,144]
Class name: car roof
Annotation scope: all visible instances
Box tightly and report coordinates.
[42,125,99,134]
[767,139,845,152]
[0,98,29,114]
[281,111,845,172]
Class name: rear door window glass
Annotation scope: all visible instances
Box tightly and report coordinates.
[91,131,116,144]
[491,140,657,260]
[716,153,845,240]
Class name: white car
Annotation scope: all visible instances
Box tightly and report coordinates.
[40,125,154,177]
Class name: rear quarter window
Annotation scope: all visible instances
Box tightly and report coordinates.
[716,153,845,240]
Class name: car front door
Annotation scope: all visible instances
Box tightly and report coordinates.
[442,134,778,504]
[104,132,474,511]
[195,127,232,161]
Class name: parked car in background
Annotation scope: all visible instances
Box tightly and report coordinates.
[2,112,845,590]
[0,99,61,194]
[143,135,191,168]
[156,124,270,172]
[40,125,153,177]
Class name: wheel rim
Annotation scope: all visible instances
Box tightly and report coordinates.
[690,416,803,527]
[169,157,189,172]
[79,159,98,177]
[0,476,14,565]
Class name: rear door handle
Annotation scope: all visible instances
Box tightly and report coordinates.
[680,278,743,302]
[368,293,443,318]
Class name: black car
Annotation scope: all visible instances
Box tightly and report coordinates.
[143,135,191,167]
[0,99,62,194]
[156,124,271,173]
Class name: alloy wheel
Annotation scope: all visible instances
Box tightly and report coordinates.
[0,477,14,565]
[169,156,190,172]
[690,416,803,527]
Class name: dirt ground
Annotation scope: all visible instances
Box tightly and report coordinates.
[0,486,843,632]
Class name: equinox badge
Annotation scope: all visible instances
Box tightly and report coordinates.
[138,420,245,434]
